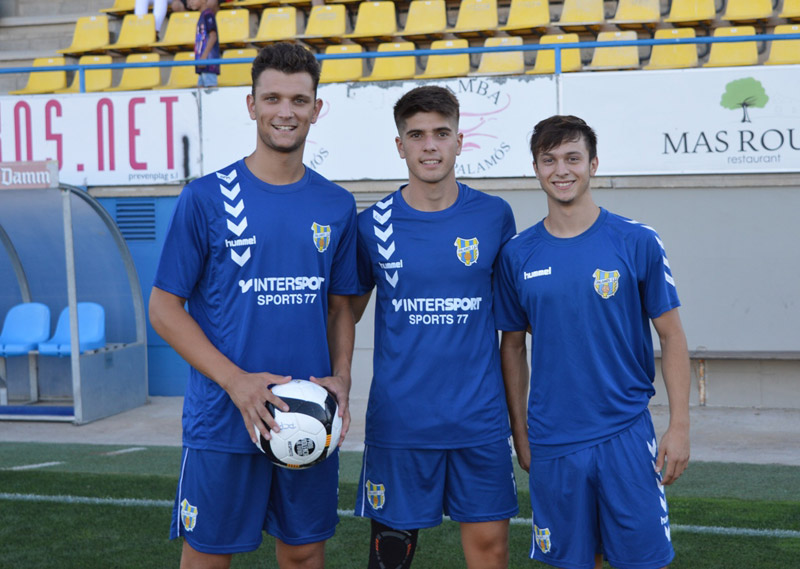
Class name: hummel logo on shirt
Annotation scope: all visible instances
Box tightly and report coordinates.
[524,267,552,279]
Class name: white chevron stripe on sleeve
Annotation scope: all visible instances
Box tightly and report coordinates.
[220,183,241,201]
[227,217,248,236]
[373,209,391,225]
[374,224,393,242]
[231,247,251,266]
[224,199,244,218]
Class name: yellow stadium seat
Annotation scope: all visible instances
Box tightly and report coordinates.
[100,0,136,17]
[764,24,800,65]
[555,0,604,32]
[319,44,364,83]
[644,28,698,70]
[217,8,251,48]
[448,0,498,39]
[57,15,110,56]
[9,57,67,95]
[721,0,773,24]
[362,41,417,81]
[219,48,257,86]
[344,1,397,44]
[56,55,113,93]
[155,52,197,89]
[499,0,550,37]
[103,13,157,53]
[228,0,275,7]
[703,26,758,67]
[779,0,800,20]
[527,33,582,74]
[585,30,639,70]
[415,39,471,79]
[396,0,447,42]
[608,0,660,30]
[106,53,161,91]
[297,4,347,48]
[153,11,201,52]
[472,36,525,75]
[247,7,297,46]
[664,0,716,27]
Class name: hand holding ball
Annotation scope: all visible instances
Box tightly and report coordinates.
[254,379,342,469]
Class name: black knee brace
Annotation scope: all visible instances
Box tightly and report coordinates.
[368,519,419,569]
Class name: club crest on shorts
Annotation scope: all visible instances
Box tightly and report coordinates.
[365,480,385,510]
[534,524,551,554]
[311,222,331,253]
[180,498,198,532]
[454,237,479,266]
[592,268,620,299]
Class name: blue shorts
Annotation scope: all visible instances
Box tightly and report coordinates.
[529,411,674,569]
[170,447,339,554]
[355,439,519,530]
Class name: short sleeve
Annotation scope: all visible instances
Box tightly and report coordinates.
[355,211,376,296]
[152,184,208,299]
[638,228,681,319]
[328,198,359,296]
[493,240,528,332]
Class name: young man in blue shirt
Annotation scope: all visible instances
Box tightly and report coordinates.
[495,115,691,569]
[352,86,519,569]
[150,43,357,569]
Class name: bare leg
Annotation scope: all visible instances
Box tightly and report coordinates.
[460,520,510,569]
[276,539,326,569]
[180,540,232,569]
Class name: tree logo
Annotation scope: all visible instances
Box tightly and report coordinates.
[720,78,769,123]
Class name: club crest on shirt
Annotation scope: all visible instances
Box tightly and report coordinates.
[365,480,385,510]
[592,268,620,299]
[180,498,198,532]
[454,237,479,266]
[311,222,331,253]
[534,524,551,554]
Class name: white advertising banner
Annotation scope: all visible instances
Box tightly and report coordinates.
[200,75,557,181]
[1,66,797,185]
[0,91,201,186]
[562,65,800,175]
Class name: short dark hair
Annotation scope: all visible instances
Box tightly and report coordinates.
[251,42,320,95]
[393,86,460,133]
[529,115,598,163]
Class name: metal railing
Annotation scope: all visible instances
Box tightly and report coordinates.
[1,32,798,93]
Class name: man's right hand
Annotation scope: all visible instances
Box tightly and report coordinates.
[223,371,292,445]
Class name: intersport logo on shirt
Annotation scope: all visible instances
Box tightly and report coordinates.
[238,276,326,294]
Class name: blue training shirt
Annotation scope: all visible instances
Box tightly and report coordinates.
[494,208,680,460]
[154,160,358,454]
[357,183,516,449]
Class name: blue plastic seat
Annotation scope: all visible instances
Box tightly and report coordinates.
[0,303,51,356]
[38,303,106,356]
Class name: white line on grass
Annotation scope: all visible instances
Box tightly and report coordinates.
[0,493,172,508]
[101,447,147,456]
[3,461,64,471]
[1,493,799,540]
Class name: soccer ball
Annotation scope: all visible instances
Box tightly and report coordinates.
[254,379,342,469]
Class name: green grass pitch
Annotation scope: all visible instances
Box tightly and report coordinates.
[1,443,798,568]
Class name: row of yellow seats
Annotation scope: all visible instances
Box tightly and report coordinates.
[102,0,800,31]
[314,27,800,81]
[66,0,800,60]
[10,51,255,95]
[14,24,800,95]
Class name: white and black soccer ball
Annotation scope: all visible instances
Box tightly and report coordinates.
[254,379,342,469]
